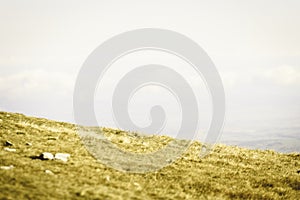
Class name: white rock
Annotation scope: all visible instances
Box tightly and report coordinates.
[16,131,26,135]
[54,153,70,162]
[40,152,54,160]
[142,141,149,147]
[133,182,142,190]
[0,165,14,170]
[45,169,54,175]
[5,141,13,146]
[48,136,58,140]
[96,168,101,172]
[26,142,32,146]
[122,137,131,144]
[4,147,16,152]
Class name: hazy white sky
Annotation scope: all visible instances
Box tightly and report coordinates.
[0,0,299,141]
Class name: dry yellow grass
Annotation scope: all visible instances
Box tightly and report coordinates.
[0,111,299,199]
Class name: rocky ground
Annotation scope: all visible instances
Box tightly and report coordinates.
[0,111,299,199]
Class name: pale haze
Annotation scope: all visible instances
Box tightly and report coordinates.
[1,0,299,152]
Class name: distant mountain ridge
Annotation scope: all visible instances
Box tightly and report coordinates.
[221,130,300,153]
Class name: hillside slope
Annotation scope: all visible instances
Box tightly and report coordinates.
[0,111,299,199]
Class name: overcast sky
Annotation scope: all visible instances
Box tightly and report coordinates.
[1,0,299,141]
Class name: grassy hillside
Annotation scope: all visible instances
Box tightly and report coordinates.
[0,111,299,199]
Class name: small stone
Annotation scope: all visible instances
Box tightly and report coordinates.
[133,182,142,190]
[105,175,110,181]
[16,131,26,135]
[297,170,300,174]
[40,152,54,160]
[182,156,188,160]
[26,142,32,146]
[54,153,70,162]
[142,141,149,147]
[4,141,13,146]
[45,169,54,175]
[0,119,3,123]
[48,137,58,140]
[166,159,173,163]
[0,165,14,170]
[122,137,131,144]
[4,147,16,152]
[76,190,86,197]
